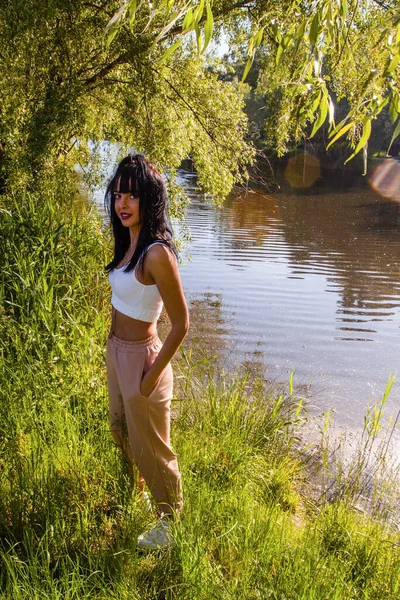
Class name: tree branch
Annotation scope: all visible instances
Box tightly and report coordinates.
[83,54,128,87]
[371,0,390,10]
[157,71,216,142]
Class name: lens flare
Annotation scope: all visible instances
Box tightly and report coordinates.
[284,152,321,189]
[369,159,400,202]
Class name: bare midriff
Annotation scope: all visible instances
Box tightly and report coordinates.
[111,308,158,341]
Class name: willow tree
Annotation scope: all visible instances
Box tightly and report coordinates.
[1,1,399,199]
[237,0,400,161]
[0,0,253,201]
[110,0,400,165]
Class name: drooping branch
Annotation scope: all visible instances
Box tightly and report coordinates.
[83,54,129,87]
[371,0,390,10]
[155,69,217,142]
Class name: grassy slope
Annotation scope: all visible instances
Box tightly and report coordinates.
[0,181,399,600]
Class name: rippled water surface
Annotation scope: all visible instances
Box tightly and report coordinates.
[94,157,400,435]
[174,170,400,430]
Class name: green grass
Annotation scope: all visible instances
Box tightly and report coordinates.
[1,177,400,599]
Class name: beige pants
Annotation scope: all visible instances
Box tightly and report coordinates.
[106,332,183,515]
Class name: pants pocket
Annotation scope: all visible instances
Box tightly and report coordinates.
[139,347,159,399]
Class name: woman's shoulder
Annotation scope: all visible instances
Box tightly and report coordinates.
[146,241,176,261]
[145,242,178,277]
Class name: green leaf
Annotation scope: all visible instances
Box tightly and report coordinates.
[295,20,306,40]
[310,90,322,114]
[326,3,333,30]
[276,43,284,68]
[293,20,307,56]
[193,0,205,25]
[310,94,328,138]
[182,8,194,32]
[373,96,389,117]
[326,121,354,150]
[354,117,371,154]
[158,38,183,63]
[253,28,264,49]
[394,91,400,113]
[241,57,253,82]
[387,119,400,154]
[248,34,254,55]
[195,24,202,55]
[274,24,282,44]
[330,117,348,137]
[249,27,264,55]
[387,54,400,74]
[310,12,320,50]
[150,8,188,48]
[293,20,306,53]
[202,3,214,53]
[340,0,347,19]
[344,118,372,163]
[389,96,399,123]
[128,0,137,24]
[105,1,129,47]
[105,26,119,49]
[106,2,128,32]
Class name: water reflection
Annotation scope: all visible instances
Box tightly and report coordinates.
[178,172,400,427]
[184,292,232,358]
[278,190,400,340]
[205,186,400,340]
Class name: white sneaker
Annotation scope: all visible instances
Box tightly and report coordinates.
[137,518,176,550]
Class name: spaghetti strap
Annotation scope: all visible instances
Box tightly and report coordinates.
[147,241,168,250]
[138,241,175,264]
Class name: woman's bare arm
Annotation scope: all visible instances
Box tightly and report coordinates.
[139,244,189,397]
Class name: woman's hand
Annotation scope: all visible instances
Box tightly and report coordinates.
[140,370,159,398]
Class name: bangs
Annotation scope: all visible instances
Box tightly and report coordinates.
[114,166,139,195]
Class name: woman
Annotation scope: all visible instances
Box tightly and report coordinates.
[104,154,189,550]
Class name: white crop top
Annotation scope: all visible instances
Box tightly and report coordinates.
[108,242,166,322]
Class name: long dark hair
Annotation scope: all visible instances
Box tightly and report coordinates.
[104,154,176,272]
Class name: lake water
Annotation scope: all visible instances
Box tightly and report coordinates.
[94,156,400,442]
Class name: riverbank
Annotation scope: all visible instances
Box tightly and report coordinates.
[1,182,399,599]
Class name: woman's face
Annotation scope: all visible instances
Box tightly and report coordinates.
[113,178,141,229]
